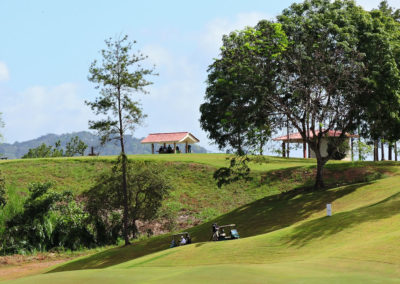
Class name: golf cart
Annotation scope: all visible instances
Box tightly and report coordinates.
[170,232,191,248]
[211,223,240,241]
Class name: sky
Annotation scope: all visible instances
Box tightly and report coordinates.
[0,0,399,154]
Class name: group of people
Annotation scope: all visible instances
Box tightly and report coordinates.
[170,233,191,248]
[158,144,191,154]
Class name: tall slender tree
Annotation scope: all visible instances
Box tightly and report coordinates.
[86,35,155,245]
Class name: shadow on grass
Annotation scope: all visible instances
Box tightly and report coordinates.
[48,181,372,273]
[189,182,368,242]
[285,191,400,247]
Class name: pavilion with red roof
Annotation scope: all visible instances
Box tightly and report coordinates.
[273,130,358,160]
[141,132,200,154]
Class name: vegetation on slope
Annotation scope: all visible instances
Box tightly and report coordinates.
[1,155,399,282]
[7,161,398,283]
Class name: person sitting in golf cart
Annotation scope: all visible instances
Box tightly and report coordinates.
[180,235,187,245]
[185,233,191,244]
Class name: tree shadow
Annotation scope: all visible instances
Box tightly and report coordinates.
[48,181,371,273]
[284,191,400,247]
[48,235,171,272]
[189,182,367,242]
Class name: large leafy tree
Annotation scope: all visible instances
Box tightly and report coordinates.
[86,35,155,245]
[202,0,400,190]
[354,1,400,159]
[273,0,367,189]
[200,25,285,155]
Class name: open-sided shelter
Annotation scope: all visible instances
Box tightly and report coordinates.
[273,130,358,161]
[141,132,200,154]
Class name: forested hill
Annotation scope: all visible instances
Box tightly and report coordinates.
[0,131,208,159]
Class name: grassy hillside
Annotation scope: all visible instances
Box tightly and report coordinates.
[2,155,400,283]
[20,170,400,283]
[0,154,317,232]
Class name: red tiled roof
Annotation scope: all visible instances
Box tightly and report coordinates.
[273,130,358,141]
[141,132,199,144]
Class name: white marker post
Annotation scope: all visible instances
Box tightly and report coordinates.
[327,204,332,216]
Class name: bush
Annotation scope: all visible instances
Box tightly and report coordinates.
[0,183,96,255]
[327,138,350,160]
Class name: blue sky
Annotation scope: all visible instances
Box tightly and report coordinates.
[0,0,398,153]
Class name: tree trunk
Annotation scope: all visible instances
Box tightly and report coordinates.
[381,140,385,161]
[315,157,325,190]
[312,140,326,190]
[286,117,290,158]
[120,139,130,246]
[389,143,393,161]
[118,88,130,246]
[374,140,378,161]
[358,126,361,161]
[395,142,398,162]
[350,138,354,161]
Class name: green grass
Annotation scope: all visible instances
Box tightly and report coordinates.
[0,154,320,231]
[2,155,400,283]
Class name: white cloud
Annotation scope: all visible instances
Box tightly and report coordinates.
[2,83,93,142]
[200,12,271,56]
[0,62,10,81]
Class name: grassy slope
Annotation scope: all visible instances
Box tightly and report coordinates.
[2,155,400,283]
[0,154,318,231]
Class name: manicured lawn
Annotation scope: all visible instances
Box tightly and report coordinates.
[2,155,400,283]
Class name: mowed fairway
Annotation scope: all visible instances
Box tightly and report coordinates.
[2,155,400,283]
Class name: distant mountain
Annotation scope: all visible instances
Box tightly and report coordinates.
[0,131,208,159]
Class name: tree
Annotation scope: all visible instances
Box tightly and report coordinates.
[356,2,400,159]
[201,1,380,190]
[200,25,284,156]
[86,35,155,245]
[84,159,170,242]
[22,141,64,158]
[65,136,88,156]
[379,0,400,21]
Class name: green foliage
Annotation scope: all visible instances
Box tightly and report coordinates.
[213,156,252,188]
[86,34,156,245]
[65,136,88,157]
[22,141,64,159]
[327,138,350,161]
[201,0,400,189]
[200,22,285,155]
[86,35,155,145]
[84,159,171,243]
[0,182,95,255]
[355,140,373,161]
[22,136,89,159]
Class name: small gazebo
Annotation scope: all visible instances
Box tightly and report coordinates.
[141,132,200,154]
[273,130,358,160]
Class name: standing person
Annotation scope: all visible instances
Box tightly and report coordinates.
[188,145,192,153]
